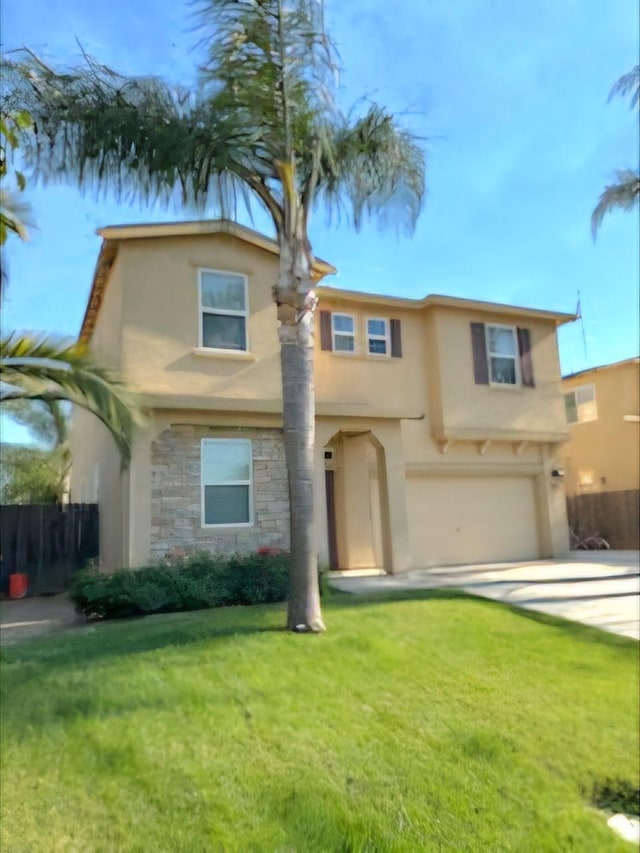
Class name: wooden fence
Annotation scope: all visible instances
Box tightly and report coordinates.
[567,490,639,550]
[0,503,99,596]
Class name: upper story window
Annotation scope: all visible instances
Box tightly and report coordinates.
[470,322,534,387]
[367,318,390,356]
[332,313,356,353]
[201,438,253,526]
[564,383,597,424]
[319,311,403,358]
[199,270,248,351]
[485,324,520,385]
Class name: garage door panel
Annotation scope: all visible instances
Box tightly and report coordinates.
[408,476,540,567]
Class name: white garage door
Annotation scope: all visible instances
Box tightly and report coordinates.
[407,475,540,567]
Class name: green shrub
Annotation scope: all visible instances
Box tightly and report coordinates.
[70,551,290,619]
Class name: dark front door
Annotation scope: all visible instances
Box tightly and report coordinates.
[325,469,339,570]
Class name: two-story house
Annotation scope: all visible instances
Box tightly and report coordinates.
[562,357,639,548]
[70,219,575,572]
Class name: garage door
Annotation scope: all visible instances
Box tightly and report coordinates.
[407,475,540,567]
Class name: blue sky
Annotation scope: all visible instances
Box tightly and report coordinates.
[2,0,639,444]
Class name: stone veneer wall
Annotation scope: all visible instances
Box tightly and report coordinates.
[150,425,289,561]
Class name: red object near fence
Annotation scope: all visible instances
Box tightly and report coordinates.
[9,573,28,599]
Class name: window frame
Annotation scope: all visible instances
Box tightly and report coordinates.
[485,323,521,387]
[564,383,598,425]
[198,268,249,353]
[201,438,254,528]
[366,317,390,357]
[331,312,357,354]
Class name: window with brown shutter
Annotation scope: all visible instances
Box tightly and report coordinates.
[367,317,390,356]
[470,322,489,384]
[332,313,356,352]
[471,322,535,387]
[319,311,332,351]
[517,327,535,387]
[390,319,403,358]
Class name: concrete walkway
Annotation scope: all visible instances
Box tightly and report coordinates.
[0,593,84,646]
[330,551,640,640]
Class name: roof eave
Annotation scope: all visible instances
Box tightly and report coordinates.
[562,355,640,380]
[317,286,577,325]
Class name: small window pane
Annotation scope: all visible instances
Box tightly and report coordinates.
[490,356,517,384]
[202,314,246,350]
[334,315,354,333]
[488,327,516,356]
[369,338,387,355]
[204,485,249,524]
[565,393,578,423]
[201,273,245,311]
[334,334,355,352]
[576,384,595,404]
[203,442,251,483]
[368,319,386,337]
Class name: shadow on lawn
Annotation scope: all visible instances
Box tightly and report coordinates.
[2,587,633,674]
[1,611,288,669]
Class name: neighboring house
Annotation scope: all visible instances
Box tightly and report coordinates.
[562,358,640,548]
[70,219,576,572]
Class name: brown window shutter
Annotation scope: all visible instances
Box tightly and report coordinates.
[390,319,403,357]
[319,311,332,351]
[470,322,489,384]
[517,327,535,387]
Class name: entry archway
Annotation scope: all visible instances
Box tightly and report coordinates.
[323,430,392,572]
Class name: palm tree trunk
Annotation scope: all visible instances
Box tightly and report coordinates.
[277,240,325,633]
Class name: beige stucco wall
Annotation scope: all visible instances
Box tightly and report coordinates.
[69,407,124,571]
[118,235,283,401]
[562,359,640,496]
[314,302,426,417]
[69,259,126,570]
[90,255,124,367]
[429,306,567,439]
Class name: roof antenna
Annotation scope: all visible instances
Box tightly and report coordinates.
[576,290,589,363]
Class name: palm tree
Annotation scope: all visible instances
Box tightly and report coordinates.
[591,66,640,238]
[1,335,137,465]
[4,0,426,631]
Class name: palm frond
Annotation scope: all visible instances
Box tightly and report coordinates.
[4,2,426,244]
[608,66,640,110]
[0,189,34,245]
[197,0,338,153]
[3,50,263,218]
[0,334,141,463]
[317,105,426,234]
[591,169,640,238]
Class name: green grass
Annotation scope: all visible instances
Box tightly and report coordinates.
[1,589,638,852]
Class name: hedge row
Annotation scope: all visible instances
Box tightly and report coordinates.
[70,551,290,619]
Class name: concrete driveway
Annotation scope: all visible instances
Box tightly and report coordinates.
[330,551,640,640]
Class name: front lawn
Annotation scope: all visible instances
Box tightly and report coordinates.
[1,590,637,851]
